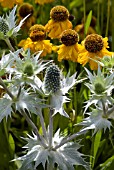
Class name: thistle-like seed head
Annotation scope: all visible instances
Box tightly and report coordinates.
[0,18,9,35]
[44,65,61,93]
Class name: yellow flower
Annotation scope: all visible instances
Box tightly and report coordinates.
[0,0,23,8]
[57,29,81,62]
[18,24,52,57]
[17,3,35,29]
[78,34,113,70]
[45,6,72,39]
[35,0,54,5]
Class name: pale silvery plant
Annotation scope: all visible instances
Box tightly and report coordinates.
[0,49,90,170]
[79,65,114,134]
[0,6,29,51]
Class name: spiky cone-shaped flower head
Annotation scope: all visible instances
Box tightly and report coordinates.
[0,18,9,35]
[44,65,61,93]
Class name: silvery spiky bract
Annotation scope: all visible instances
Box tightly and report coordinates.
[0,6,29,40]
[79,108,112,135]
[100,55,114,73]
[44,64,61,93]
[5,49,53,90]
[13,130,90,170]
[84,66,114,112]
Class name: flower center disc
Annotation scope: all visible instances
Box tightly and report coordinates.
[61,29,79,46]
[84,34,104,53]
[29,24,46,41]
[18,3,34,18]
[50,6,69,22]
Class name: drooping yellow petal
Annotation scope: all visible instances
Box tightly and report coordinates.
[18,38,52,57]
[57,44,80,62]
[45,19,72,39]
[0,0,23,8]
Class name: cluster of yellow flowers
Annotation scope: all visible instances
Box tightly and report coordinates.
[0,0,23,9]
[0,1,113,70]
[0,0,54,8]
[18,5,113,70]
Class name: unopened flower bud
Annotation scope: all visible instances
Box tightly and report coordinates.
[44,65,61,93]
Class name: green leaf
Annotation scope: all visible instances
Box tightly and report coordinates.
[100,155,114,170]
[0,69,6,76]
[92,131,102,168]
[85,10,92,35]
[9,133,15,154]
[70,0,83,9]
[0,98,12,122]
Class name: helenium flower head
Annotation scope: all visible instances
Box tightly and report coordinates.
[44,64,61,93]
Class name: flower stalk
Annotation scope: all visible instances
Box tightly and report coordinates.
[5,38,15,52]
[20,110,47,148]
[0,77,14,99]
[39,112,48,141]
[49,108,53,148]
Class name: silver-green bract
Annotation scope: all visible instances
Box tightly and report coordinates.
[0,6,29,40]
[79,108,112,135]
[14,130,90,170]
[84,66,114,113]
[7,49,52,90]
[0,49,52,122]
[100,55,114,73]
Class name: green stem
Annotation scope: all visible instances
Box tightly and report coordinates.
[39,112,48,141]
[49,109,53,148]
[96,0,100,34]
[0,77,14,99]
[83,0,86,37]
[54,130,87,150]
[105,0,110,37]
[20,110,47,148]
[5,38,15,52]
[101,0,104,34]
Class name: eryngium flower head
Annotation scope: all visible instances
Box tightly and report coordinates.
[0,18,9,35]
[23,63,34,76]
[44,65,61,93]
